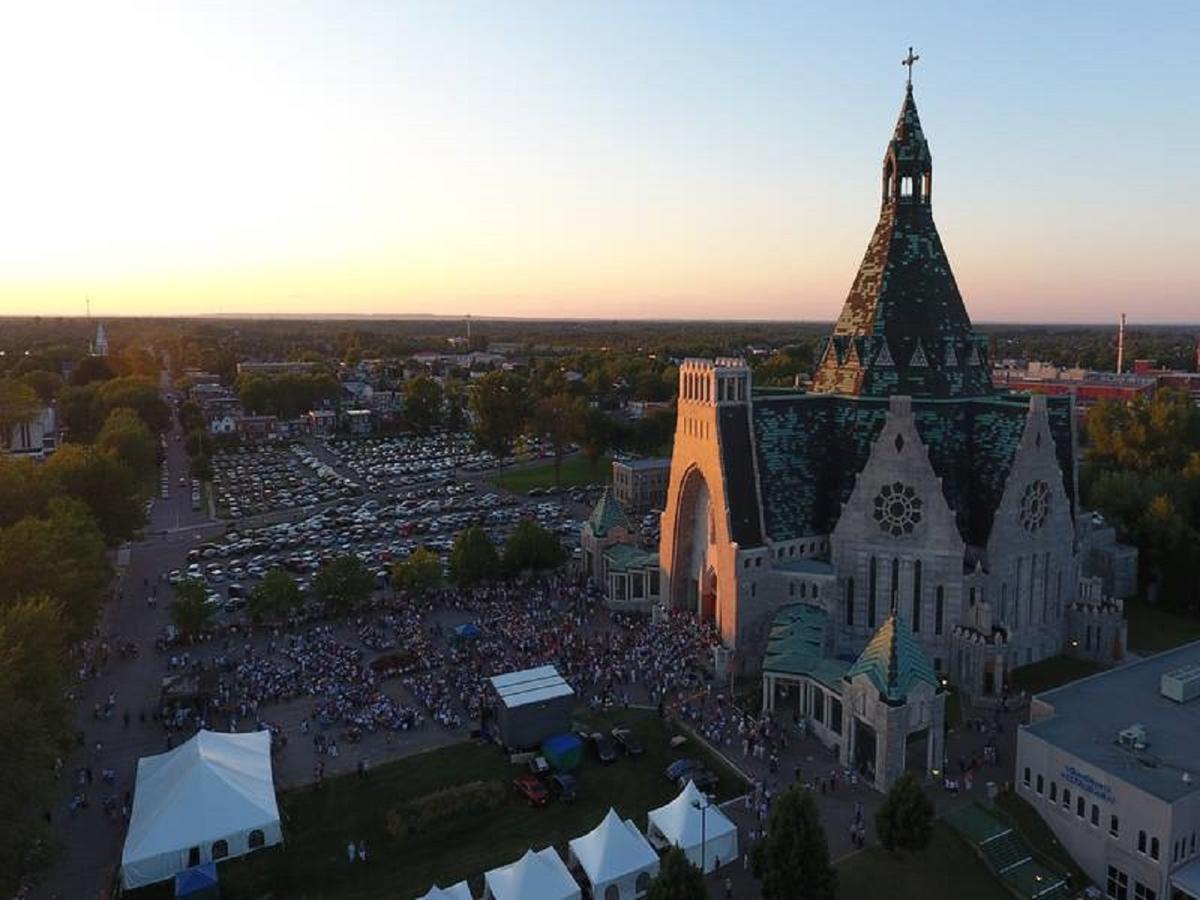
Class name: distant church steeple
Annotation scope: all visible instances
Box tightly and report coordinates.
[811,57,993,399]
[91,322,108,357]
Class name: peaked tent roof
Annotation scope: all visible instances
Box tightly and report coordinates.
[587,487,631,537]
[415,882,472,900]
[647,781,738,849]
[811,84,992,399]
[845,612,940,704]
[122,730,280,865]
[569,808,659,888]
[484,847,582,900]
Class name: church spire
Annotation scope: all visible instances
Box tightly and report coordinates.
[811,68,993,399]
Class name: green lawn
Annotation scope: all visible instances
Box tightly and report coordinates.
[837,821,1010,900]
[1125,600,1200,654]
[488,454,611,492]
[135,708,744,900]
[1010,655,1104,695]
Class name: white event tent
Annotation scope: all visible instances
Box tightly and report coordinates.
[646,780,738,874]
[568,807,660,900]
[121,730,282,889]
[484,847,582,900]
[415,882,473,900]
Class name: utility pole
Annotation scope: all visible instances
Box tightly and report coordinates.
[1116,313,1126,374]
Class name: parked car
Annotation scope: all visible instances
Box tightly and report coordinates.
[513,774,550,807]
[588,732,618,763]
[665,758,701,782]
[549,773,578,802]
[611,727,643,757]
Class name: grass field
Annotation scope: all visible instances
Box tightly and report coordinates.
[1125,600,1200,653]
[1009,655,1104,695]
[836,820,1010,900]
[133,708,744,900]
[488,454,611,491]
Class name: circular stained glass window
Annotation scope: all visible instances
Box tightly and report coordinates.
[872,481,923,536]
[1020,480,1051,532]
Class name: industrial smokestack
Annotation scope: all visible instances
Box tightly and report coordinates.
[1116,313,1126,375]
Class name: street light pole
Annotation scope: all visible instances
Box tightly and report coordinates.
[692,794,711,874]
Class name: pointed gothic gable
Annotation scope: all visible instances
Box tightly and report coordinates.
[845,612,939,705]
[875,340,895,367]
[811,84,993,399]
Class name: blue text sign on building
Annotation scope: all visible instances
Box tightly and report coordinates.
[1061,765,1114,804]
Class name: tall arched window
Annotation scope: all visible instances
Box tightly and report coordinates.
[1042,551,1050,623]
[868,558,877,627]
[935,586,945,636]
[211,839,229,860]
[248,829,265,849]
[636,872,652,897]
[912,560,922,633]
[846,577,855,626]
[891,557,900,615]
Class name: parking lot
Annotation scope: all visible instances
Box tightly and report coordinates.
[210,443,358,519]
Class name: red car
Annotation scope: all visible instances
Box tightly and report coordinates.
[513,774,550,807]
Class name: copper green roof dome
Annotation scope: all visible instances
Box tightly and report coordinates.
[845,612,940,705]
[587,487,630,538]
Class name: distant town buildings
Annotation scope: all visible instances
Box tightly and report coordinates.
[1,405,57,459]
[611,458,670,513]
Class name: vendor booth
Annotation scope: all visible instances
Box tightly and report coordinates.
[484,847,582,900]
[120,730,282,889]
[646,781,738,874]
[568,808,660,900]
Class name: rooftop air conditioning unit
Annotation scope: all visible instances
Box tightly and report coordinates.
[1161,665,1200,704]
[1118,723,1148,752]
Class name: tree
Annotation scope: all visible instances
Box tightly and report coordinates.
[572,405,614,470]
[0,457,49,527]
[171,579,216,639]
[0,378,41,450]
[248,568,303,623]
[313,555,375,615]
[96,375,170,432]
[0,498,111,638]
[449,526,500,587]
[19,369,64,404]
[69,355,116,386]
[444,379,468,432]
[874,770,935,854]
[753,786,837,900]
[1085,390,1200,475]
[531,393,580,485]
[391,548,443,594]
[469,371,528,470]
[57,384,104,442]
[96,406,158,483]
[43,444,143,544]
[404,376,444,435]
[502,519,567,576]
[0,596,71,892]
[645,846,708,900]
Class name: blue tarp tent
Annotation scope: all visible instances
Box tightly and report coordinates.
[542,733,583,772]
[454,623,481,639]
[175,862,219,899]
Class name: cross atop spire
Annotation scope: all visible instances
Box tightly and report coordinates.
[902,47,919,88]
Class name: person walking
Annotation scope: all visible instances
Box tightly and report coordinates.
[346,840,356,863]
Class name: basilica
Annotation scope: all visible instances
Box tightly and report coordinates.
[651,77,1131,786]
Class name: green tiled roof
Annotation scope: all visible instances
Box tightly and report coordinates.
[762,603,849,691]
[845,612,939,704]
[750,391,1075,548]
[811,85,993,400]
[603,544,658,573]
[587,487,630,538]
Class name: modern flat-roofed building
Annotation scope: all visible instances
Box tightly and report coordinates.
[486,665,575,749]
[612,458,670,513]
[1016,641,1200,900]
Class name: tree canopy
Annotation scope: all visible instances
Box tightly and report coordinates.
[248,569,303,623]
[96,406,159,483]
[449,526,500,587]
[753,786,837,900]
[391,548,443,594]
[43,444,143,544]
[313,555,375,615]
[0,378,42,449]
[171,579,217,638]
[874,771,935,854]
[645,846,708,900]
[403,376,444,435]
[469,371,528,461]
[502,519,568,576]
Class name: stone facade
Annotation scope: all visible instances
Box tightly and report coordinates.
[658,81,1135,700]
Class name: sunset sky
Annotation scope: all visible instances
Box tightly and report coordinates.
[1,1,1197,322]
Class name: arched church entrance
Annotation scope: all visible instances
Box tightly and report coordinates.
[671,468,716,620]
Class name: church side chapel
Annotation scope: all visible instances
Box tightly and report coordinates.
[645,57,1134,791]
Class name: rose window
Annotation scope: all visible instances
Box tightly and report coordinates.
[1020,480,1051,532]
[873,481,923,536]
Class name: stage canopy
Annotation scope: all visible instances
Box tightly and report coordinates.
[121,730,282,889]
[415,882,472,900]
[646,780,738,874]
[484,847,582,900]
[568,808,660,900]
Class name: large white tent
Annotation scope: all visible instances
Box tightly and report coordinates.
[646,781,738,874]
[415,882,472,900]
[121,730,282,889]
[484,847,582,900]
[568,808,660,900]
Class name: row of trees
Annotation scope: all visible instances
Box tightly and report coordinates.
[237,372,341,420]
[1082,390,1200,612]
